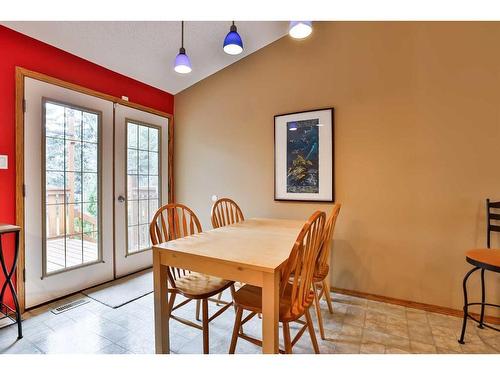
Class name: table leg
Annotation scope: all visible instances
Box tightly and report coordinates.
[153,249,170,354]
[262,270,279,354]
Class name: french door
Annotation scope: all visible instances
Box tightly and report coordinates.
[23,77,169,308]
[24,77,114,308]
[114,104,169,277]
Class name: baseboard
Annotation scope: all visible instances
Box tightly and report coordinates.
[331,287,500,325]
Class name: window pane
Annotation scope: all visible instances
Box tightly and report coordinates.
[46,138,65,171]
[46,204,65,238]
[149,199,159,221]
[65,233,83,268]
[128,123,138,149]
[139,126,149,150]
[82,142,98,172]
[127,149,138,174]
[149,127,159,151]
[138,151,148,174]
[82,201,99,233]
[128,200,138,226]
[46,172,65,205]
[148,152,158,175]
[65,203,83,235]
[127,175,138,200]
[149,176,158,199]
[139,200,149,224]
[46,237,65,272]
[139,224,149,250]
[128,226,139,253]
[83,112,98,142]
[83,232,98,263]
[65,140,82,172]
[82,173,98,203]
[138,175,148,200]
[65,172,82,204]
[45,102,65,138]
[65,108,82,139]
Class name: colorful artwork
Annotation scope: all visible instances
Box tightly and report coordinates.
[286,118,319,193]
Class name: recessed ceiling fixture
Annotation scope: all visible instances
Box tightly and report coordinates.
[289,21,313,39]
[223,21,244,55]
[174,21,192,74]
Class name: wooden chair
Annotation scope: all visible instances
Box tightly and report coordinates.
[208,198,245,313]
[229,211,326,354]
[150,203,236,354]
[211,197,244,228]
[312,203,341,340]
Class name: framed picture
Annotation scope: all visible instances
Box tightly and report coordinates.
[274,108,334,202]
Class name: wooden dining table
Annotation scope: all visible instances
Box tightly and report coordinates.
[152,217,305,354]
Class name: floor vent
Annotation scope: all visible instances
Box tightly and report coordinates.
[51,299,90,315]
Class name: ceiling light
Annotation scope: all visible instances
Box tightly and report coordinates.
[174,21,192,74]
[289,21,313,39]
[223,21,243,55]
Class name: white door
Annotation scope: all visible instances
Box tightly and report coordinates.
[114,104,169,277]
[24,77,114,308]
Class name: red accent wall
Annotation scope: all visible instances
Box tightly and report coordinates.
[0,25,174,308]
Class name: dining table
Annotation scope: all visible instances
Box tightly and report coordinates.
[152,217,306,354]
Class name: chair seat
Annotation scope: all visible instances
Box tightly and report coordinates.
[174,272,234,299]
[313,264,329,282]
[233,283,314,322]
[466,249,500,273]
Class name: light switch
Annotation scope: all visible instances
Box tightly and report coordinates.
[0,155,8,169]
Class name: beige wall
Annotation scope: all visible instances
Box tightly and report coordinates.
[174,22,500,312]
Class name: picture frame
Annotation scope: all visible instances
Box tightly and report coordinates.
[274,107,334,202]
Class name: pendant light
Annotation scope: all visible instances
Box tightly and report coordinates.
[288,21,313,39]
[223,21,243,55]
[174,21,192,74]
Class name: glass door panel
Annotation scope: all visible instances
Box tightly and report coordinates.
[43,100,101,275]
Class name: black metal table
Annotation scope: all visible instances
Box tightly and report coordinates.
[0,223,22,339]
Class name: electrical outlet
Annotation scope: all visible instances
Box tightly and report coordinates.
[0,155,8,169]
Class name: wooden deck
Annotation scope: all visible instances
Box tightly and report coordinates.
[47,237,98,273]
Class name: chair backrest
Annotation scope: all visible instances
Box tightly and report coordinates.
[280,210,326,317]
[149,203,203,288]
[315,203,341,275]
[211,198,244,228]
[487,199,500,248]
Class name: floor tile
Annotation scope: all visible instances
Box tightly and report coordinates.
[1,275,498,355]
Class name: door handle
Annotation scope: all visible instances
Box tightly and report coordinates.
[117,195,126,203]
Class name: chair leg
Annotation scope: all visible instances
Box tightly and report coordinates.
[322,279,334,314]
[478,268,486,329]
[283,321,292,354]
[216,292,223,306]
[195,300,201,321]
[229,307,243,354]
[202,299,209,354]
[312,283,326,340]
[459,266,480,344]
[305,308,320,354]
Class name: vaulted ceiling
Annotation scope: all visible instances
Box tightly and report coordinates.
[2,21,288,94]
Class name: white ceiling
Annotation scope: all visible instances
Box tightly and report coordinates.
[2,21,288,94]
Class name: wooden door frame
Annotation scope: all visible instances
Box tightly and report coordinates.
[15,66,174,312]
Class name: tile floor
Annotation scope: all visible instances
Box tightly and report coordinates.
[0,285,499,354]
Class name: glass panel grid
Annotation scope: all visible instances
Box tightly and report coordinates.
[43,101,100,275]
[126,121,160,255]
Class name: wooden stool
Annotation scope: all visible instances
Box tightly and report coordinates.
[458,248,500,344]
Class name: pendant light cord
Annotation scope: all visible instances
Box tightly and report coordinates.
[181,21,184,49]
